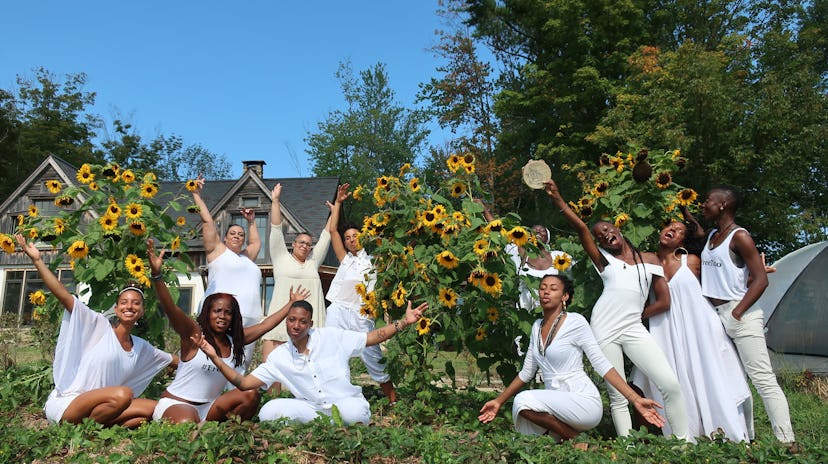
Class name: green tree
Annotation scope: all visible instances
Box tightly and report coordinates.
[0,68,104,199]
[307,61,430,220]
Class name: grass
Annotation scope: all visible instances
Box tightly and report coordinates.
[1,332,826,463]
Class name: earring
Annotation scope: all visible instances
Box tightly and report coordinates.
[562,299,568,311]
[719,206,724,211]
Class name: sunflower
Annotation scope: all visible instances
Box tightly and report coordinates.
[140,183,159,199]
[187,204,201,213]
[89,181,99,191]
[432,204,447,218]
[672,149,681,159]
[129,221,147,236]
[473,239,489,256]
[487,307,499,323]
[440,222,459,238]
[373,187,387,207]
[392,282,407,307]
[450,182,467,198]
[99,215,118,232]
[0,234,14,254]
[676,188,698,206]
[121,169,136,183]
[408,177,421,192]
[438,287,458,308]
[655,172,672,189]
[416,317,432,336]
[436,250,459,269]
[125,253,141,271]
[507,226,530,247]
[468,268,485,286]
[185,179,198,192]
[480,272,503,296]
[170,235,181,251]
[28,205,39,217]
[592,181,610,197]
[102,163,120,179]
[420,209,439,227]
[399,163,411,176]
[45,180,62,194]
[614,212,631,228]
[352,185,364,201]
[578,204,594,219]
[125,203,143,219]
[144,172,158,183]
[373,212,390,227]
[54,195,73,207]
[28,228,39,239]
[76,164,95,184]
[447,154,461,172]
[17,214,24,226]
[553,253,573,272]
[475,327,486,341]
[578,197,594,208]
[360,304,377,319]
[170,215,184,227]
[355,282,367,298]
[54,218,67,235]
[29,290,47,306]
[377,176,390,188]
[462,153,475,166]
[484,219,504,234]
[129,260,147,279]
[68,240,89,259]
[107,203,122,218]
[610,156,625,172]
[463,163,475,174]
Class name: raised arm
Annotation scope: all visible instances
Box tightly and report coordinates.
[473,198,495,222]
[730,229,768,320]
[270,183,282,226]
[543,180,606,270]
[678,205,706,239]
[147,240,200,339]
[15,234,74,311]
[240,207,261,260]
[365,301,428,347]
[193,333,266,391]
[191,175,224,260]
[328,183,351,262]
[243,285,311,343]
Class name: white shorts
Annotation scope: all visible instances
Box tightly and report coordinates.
[44,389,80,424]
[153,397,216,422]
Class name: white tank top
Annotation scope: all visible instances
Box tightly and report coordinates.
[166,339,244,403]
[204,248,263,321]
[700,228,748,301]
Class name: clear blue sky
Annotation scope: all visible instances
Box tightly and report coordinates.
[1,1,458,179]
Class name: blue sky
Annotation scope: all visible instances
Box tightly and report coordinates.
[1,1,460,179]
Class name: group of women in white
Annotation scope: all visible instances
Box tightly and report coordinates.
[20,174,794,445]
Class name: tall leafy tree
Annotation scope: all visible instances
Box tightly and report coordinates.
[307,61,430,219]
[0,68,104,199]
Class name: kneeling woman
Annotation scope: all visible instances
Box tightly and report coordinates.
[148,240,310,423]
[479,275,665,440]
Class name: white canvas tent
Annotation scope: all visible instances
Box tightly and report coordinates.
[755,241,828,375]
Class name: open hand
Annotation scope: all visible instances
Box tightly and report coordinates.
[543,179,562,200]
[14,234,40,261]
[271,183,282,201]
[478,400,501,423]
[289,285,311,302]
[632,398,666,428]
[403,301,428,325]
[336,183,351,203]
[147,239,166,275]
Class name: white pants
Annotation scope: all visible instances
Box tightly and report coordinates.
[258,396,370,425]
[716,301,795,443]
[44,390,79,424]
[325,301,390,383]
[512,389,603,439]
[600,325,689,440]
[153,397,216,422]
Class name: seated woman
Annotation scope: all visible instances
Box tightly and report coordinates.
[478,274,665,440]
[147,239,310,423]
[16,234,174,427]
[194,299,427,425]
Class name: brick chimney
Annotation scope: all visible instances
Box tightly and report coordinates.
[242,160,266,177]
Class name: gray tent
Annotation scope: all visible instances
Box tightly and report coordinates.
[755,241,828,375]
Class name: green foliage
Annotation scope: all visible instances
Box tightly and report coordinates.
[348,156,565,387]
[10,163,197,347]
[307,60,431,221]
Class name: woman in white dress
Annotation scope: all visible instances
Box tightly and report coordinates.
[633,221,752,441]
[479,274,666,440]
[543,179,689,440]
[16,234,173,427]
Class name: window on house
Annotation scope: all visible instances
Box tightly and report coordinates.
[177,286,194,315]
[1,269,75,326]
[241,197,259,208]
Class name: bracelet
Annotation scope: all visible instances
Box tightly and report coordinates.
[150,274,163,281]
[393,320,402,332]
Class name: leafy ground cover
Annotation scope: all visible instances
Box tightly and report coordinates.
[1,359,826,463]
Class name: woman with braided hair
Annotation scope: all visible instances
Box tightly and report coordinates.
[543,179,689,440]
